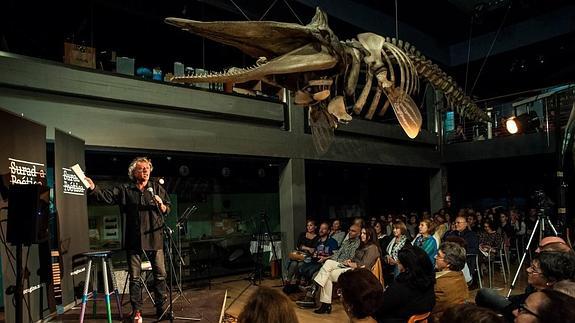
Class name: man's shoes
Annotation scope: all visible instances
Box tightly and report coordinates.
[295,299,317,308]
[156,306,173,321]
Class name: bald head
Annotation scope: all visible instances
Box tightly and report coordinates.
[348,224,361,240]
[536,236,572,253]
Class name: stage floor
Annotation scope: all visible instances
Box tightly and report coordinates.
[46,267,523,323]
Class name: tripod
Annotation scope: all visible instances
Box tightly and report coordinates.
[226,211,284,310]
[158,207,201,322]
[506,208,558,297]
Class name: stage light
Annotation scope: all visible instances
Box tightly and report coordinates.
[505,111,540,134]
[506,117,519,134]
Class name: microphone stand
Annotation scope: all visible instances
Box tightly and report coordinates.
[156,203,200,322]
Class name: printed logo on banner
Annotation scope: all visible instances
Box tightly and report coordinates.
[62,167,86,195]
[8,158,46,185]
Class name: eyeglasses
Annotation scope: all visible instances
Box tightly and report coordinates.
[527,265,543,275]
[517,303,541,319]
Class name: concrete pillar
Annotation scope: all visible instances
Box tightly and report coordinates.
[279,158,306,274]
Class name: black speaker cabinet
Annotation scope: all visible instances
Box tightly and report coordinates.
[7,184,49,245]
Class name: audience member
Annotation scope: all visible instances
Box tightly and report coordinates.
[308,227,380,314]
[412,218,438,266]
[443,215,479,287]
[432,242,469,321]
[338,268,383,323]
[384,221,409,283]
[295,224,361,309]
[375,246,435,322]
[535,236,573,254]
[512,289,575,323]
[283,220,318,294]
[298,222,339,288]
[440,304,504,323]
[406,214,418,239]
[478,220,503,265]
[329,219,346,247]
[476,250,575,321]
[238,286,299,323]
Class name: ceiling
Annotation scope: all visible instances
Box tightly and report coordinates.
[1,0,573,100]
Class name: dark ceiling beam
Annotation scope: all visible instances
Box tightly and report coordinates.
[293,0,450,64]
[449,4,575,66]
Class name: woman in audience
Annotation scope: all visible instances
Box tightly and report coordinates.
[374,220,392,258]
[412,218,438,266]
[338,268,383,323]
[283,220,318,293]
[440,304,504,323]
[406,214,418,239]
[476,250,575,321]
[512,289,575,323]
[384,221,409,282]
[312,227,380,314]
[329,219,346,247]
[238,286,299,323]
[432,242,469,321]
[478,220,503,266]
[375,246,435,322]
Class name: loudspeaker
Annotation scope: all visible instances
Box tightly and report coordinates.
[7,184,50,245]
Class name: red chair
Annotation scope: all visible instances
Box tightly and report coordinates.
[407,312,430,323]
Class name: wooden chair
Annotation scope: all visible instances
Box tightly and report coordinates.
[407,311,430,323]
[371,257,385,287]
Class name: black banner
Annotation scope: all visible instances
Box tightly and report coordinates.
[54,129,89,308]
[0,107,48,323]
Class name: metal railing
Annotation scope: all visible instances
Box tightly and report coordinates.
[444,85,574,144]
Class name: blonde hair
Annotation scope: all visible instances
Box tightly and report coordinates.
[128,157,153,181]
[238,286,299,323]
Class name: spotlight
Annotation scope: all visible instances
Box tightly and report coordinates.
[505,111,540,134]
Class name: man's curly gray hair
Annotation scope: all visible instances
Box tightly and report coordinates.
[128,157,153,181]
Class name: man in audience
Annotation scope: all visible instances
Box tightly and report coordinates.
[299,222,339,285]
[443,215,479,287]
[296,224,361,308]
[433,242,469,321]
[329,219,346,247]
[535,236,573,254]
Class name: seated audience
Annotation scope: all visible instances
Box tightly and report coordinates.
[338,268,383,323]
[295,224,361,308]
[375,246,435,322]
[512,289,575,323]
[443,215,479,286]
[330,219,346,247]
[406,214,418,239]
[238,286,299,323]
[283,220,318,294]
[440,304,504,323]
[478,220,503,264]
[432,242,469,321]
[304,226,379,314]
[374,220,392,257]
[412,218,438,266]
[476,250,575,321]
[298,222,338,285]
[384,221,409,283]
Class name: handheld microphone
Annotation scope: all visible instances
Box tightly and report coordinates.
[146,187,158,205]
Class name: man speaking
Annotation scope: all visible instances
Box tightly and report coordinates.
[86,157,170,321]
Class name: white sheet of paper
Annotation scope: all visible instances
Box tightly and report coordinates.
[71,164,91,189]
